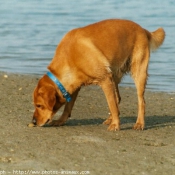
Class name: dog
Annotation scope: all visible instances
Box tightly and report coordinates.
[32,19,165,131]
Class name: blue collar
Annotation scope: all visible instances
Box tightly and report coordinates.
[46,71,71,102]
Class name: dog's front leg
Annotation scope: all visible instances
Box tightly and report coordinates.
[115,85,121,104]
[50,88,80,126]
[114,77,122,104]
[100,75,120,131]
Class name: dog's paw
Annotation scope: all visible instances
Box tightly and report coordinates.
[49,120,65,127]
[107,123,120,131]
[133,123,144,130]
[103,118,112,125]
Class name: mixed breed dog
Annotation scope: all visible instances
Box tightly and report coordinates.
[31,19,165,131]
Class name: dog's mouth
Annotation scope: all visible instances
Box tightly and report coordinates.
[42,118,52,127]
[31,118,52,127]
[45,119,52,125]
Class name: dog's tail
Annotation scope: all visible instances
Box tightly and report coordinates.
[145,28,165,51]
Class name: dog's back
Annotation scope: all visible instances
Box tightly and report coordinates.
[49,19,165,82]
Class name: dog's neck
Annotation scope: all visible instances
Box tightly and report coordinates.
[48,67,81,95]
[57,73,78,95]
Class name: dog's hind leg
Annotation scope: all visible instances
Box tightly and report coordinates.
[103,78,121,126]
[100,74,120,131]
[131,47,150,130]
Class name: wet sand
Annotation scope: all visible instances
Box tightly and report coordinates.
[0,72,175,175]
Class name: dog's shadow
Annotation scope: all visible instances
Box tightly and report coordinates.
[58,115,175,130]
[120,115,175,130]
[66,118,104,126]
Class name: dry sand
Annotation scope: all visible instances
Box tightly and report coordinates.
[0,72,175,175]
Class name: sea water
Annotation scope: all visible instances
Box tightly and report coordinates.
[0,0,174,93]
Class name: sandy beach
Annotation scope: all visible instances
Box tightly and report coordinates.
[0,71,174,175]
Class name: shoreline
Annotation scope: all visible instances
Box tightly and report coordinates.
[0,71,175,173]
[1,71,175,94]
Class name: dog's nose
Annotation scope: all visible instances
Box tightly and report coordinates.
[32,117,37,125]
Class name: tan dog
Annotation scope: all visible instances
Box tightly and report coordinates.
[32,19,165,131]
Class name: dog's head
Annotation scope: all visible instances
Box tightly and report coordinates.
[32,75,66,126]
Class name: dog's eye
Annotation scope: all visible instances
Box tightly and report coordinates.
[36,104,42,108]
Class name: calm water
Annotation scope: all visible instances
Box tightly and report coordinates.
[0,0,175,93]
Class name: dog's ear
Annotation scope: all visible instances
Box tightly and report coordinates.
[39,86,56,111]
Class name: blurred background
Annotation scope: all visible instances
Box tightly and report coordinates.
[0,0,174,92]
